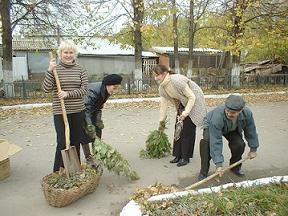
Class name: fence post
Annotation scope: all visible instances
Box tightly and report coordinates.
[256,74,260,87]
[127,77,131,95]
[22,76,27,99]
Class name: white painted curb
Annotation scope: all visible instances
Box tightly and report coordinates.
[1,91,287,110]
[120,175,288,216]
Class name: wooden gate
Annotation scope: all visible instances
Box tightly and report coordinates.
[142,58,158,85]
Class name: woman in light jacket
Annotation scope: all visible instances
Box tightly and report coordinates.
[153,65,206,167]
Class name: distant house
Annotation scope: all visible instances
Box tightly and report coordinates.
[11,38,56,80]
[150,46,228,75]
[76,39,158,81]
[1,38,158,81]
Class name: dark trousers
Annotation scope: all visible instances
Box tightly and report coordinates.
[173,115,196,160]
[200,128,245,176]
[53,111,84,172]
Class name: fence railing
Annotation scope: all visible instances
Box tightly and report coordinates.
[1,74,287,99]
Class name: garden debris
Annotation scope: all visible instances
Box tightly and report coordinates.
[139,183,288,216]
[140,121,171,159]
[92,138,139,181]
[131,182,180,214]
[45,165,98,190]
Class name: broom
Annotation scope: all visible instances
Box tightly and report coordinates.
[140,120,171,159]
[91,137,139,181]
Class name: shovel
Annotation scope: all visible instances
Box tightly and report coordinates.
[185,157,250,190]
[49,52,81,177]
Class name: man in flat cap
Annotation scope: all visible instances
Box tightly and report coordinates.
[80,74,123,168]
[197,94,259,181]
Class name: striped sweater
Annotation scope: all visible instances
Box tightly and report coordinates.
[42,61,88,115]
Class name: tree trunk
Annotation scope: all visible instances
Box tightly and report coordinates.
[172,0,180,74]
[231,54,241,87]
[187,0,195,79]
[133,0,144,90]
[0,0,14,97]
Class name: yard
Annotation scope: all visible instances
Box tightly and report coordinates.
[0,99,288,215]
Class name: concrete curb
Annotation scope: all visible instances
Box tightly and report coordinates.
[120,175,288,216]
[0,91,287,110]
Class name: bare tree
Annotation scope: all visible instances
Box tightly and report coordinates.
[187,0,211,78]
[0,0,13,97]
[171,0,180,74]
[132,0,144,82]
[0,0,74,97]
[214,0,288,87]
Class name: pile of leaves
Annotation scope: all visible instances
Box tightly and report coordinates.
[92,138,139,181]
[45,165,98,190]
[140,183,288,216]
[131,182,180,210]
[140,121,171,159]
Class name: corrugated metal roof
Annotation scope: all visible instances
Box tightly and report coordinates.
[12,38,56,51]
[78,39,157,57]
[2,37,158,57]
[151,46,222,54]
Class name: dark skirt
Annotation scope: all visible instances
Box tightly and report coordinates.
[172,108,196,159]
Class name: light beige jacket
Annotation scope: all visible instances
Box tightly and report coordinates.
[159,74,207,127]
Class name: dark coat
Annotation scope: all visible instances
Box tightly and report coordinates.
[84,82,110,125]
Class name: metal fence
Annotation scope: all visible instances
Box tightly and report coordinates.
[1,74,287,99]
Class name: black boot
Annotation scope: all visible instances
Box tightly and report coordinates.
[197,173,207,181]
[231,169,245,177]
[177,158,189,167]
[170,157,180,163]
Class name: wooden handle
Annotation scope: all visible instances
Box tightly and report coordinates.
[185,157,250,190]
[49,52,70,149]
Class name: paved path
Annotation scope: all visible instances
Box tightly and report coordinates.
[0,102,288,216]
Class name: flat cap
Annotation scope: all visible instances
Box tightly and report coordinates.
[225,94,245,111]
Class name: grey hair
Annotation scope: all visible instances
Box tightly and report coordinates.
[56,40,78,60]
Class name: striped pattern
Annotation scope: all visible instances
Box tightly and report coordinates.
[42,61,88,115]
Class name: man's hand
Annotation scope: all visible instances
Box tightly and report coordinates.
[86,124,96,139]
[215,166,224,177]
[215,166,224,182]
[95,120,104,130]
[248,151,257,159]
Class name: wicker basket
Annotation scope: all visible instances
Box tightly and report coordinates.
[0,158,10,181]
[41,173,100,207]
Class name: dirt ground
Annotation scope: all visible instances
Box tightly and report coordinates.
[0,101,288,216]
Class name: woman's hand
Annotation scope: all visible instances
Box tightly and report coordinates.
[58,90,68,99]
[48,58,56,72]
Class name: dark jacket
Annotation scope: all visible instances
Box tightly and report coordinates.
[84,82,110,125]
[203,105,259,166]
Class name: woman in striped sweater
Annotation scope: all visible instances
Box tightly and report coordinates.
[42,40,88,172]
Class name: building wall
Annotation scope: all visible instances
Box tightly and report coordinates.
[15,51,50,76]
[11,51,152,81]
[77,55,135,81]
